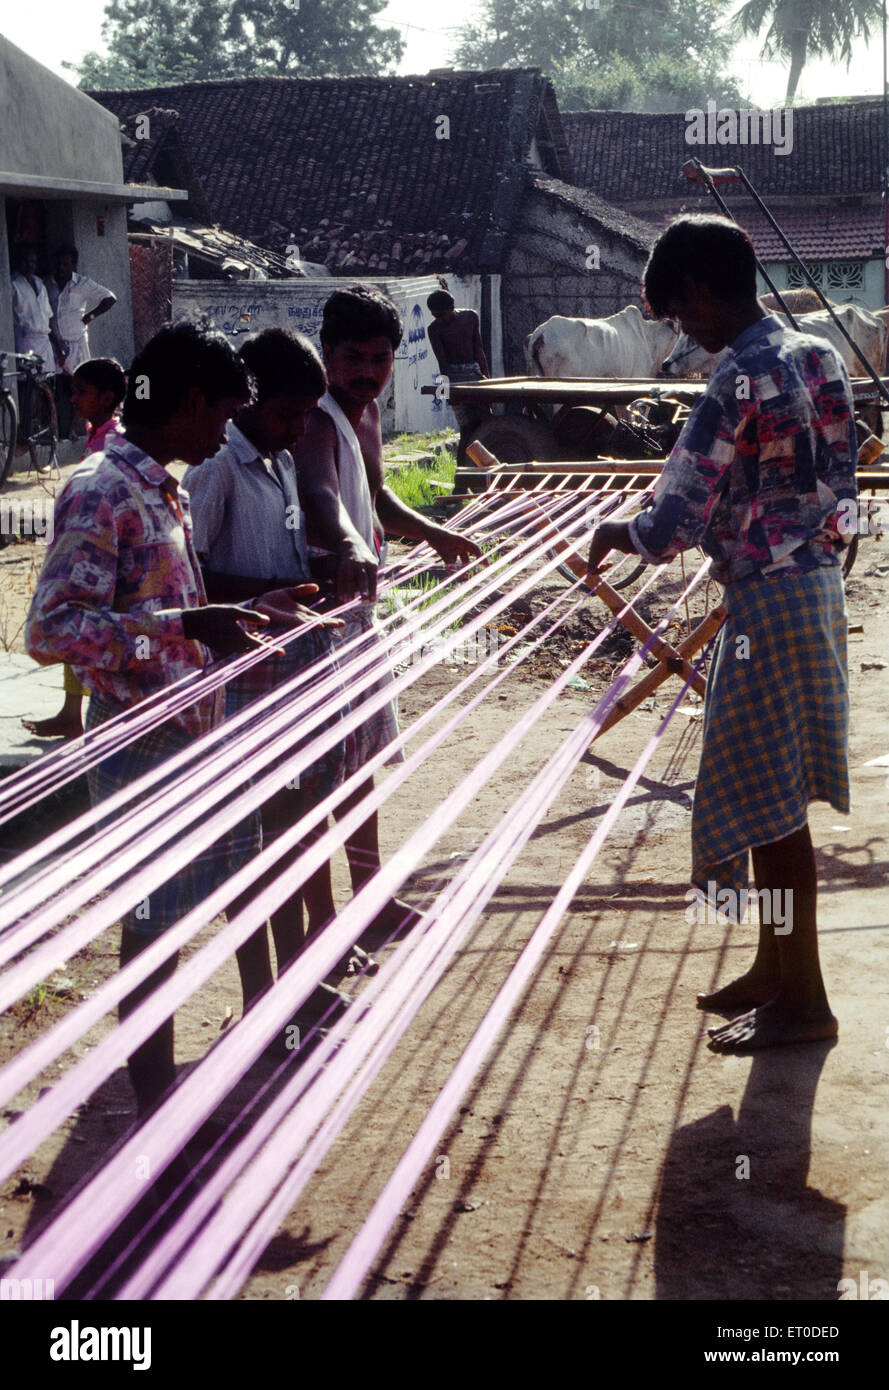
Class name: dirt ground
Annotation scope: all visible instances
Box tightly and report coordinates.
[0,504,888,1304]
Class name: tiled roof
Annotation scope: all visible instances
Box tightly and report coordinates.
[92,70,572,273]
[527,171,658,252]
[119,107,178,184]
[563,102,885,202]
[738,205,885,262]
[119,107,213,222]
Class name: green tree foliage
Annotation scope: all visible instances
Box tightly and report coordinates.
[557,52,743,113]
[68,0,237,87]
[67,0,404,89]
[733,0,883,106]
[228,0,403,76]
[452,0,744,112]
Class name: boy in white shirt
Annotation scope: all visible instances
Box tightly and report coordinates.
[184,327,350,1015]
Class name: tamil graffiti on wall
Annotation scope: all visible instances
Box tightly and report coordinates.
[173,276,481,434]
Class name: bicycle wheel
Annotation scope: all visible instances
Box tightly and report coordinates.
[0,390,17,488]
[28,381,59,475]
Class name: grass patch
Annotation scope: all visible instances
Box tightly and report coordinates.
[384,429,457,454]
[18,971,85,1024]
[385,452,457,510]
[381,571,465,640]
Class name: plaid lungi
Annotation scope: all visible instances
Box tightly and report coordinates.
[691,565,850,904]
[224,625,347,796]
[331,606,405,777]
[86,696,261,937]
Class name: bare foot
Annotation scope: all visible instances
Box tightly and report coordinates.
[325,941,382,986]
[697,970,780,1015]
[343,943,379,976]
[706,998,838,1052]
[21,714,84,739]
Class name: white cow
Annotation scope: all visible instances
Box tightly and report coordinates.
[525,304,679,379]
[661,303,887,381]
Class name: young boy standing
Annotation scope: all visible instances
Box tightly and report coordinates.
[183,327,348,1008]
[72,356,127,459]
[22,357,128,740]
[427,288,491,440]
[26,323,322,1114]
[587,216,857,1053]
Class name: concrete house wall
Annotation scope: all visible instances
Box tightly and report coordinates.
[172,273,500,435]
[0,36,135,389]
[501,180,654,373]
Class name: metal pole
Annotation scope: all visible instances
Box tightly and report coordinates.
[681,159,801,327]
[733,166,889,401]
[683,159,889,405]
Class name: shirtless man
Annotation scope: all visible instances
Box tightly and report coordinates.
[294,284,482,938]
[427,289,491,440]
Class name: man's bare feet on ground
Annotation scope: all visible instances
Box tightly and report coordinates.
[21,714,83,739]
[706,998,838,1052]
[697,970,781,1014]
[343,943,379,976]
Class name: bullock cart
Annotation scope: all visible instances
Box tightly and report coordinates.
[429,375,706,471]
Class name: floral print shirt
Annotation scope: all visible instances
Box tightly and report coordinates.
[629,315,858,585]
[26,436,220,736]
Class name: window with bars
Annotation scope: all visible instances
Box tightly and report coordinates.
[785,260,866,291]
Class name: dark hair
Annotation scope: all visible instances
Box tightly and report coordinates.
[238,327,325,402]
[427,290,454,311]
[53,243,79,266]
[73,356,127,405]
[321,284,403,351]
[122,321,251,428]
[12,243,39,271]
[643,215,758,318]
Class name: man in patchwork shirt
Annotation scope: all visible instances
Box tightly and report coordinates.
[26,322,321,1115]
[588,214,857,1053]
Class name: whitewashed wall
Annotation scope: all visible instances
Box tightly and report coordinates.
[173,274,490,436]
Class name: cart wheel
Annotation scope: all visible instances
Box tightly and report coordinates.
[842,534,858,579]
[467,416,565,465]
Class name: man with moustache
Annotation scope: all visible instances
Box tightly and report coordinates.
[294,285,482,939]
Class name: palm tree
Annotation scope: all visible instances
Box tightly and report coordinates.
[733,0,884,105]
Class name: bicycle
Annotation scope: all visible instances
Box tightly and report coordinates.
[0,350,60,487]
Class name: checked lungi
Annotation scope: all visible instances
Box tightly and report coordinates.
[86,695,262,937]
[224,624,348,797]
[691,565,850,903]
